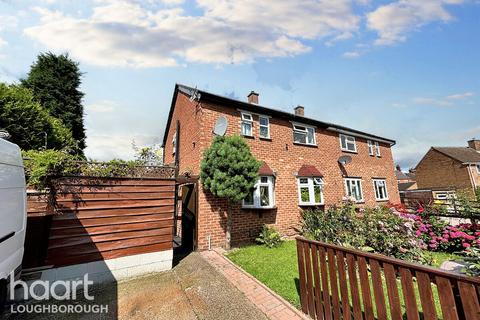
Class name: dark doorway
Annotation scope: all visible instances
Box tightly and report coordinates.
[173,183,197,264]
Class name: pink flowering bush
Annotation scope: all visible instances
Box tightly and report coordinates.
[390,203,480,253]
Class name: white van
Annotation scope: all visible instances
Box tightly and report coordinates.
[0,139,26,310]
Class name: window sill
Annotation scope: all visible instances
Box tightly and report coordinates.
[376,199,389,202]
[299,203,324,207]
[241,206,277,210]
[242,135,255,139]
[259,137,272,141]
[341,149,358,154]
[293,142,318,148]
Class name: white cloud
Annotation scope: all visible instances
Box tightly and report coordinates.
[342,50,361,58]
[86,100,117,113]
[24,0,359,67]
[446,92,474,100]
[367,0,464,45]
[412,91,474,107]
[84,100,162,160]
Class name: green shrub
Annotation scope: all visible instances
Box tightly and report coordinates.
[301,202,366,248]
[23,149,81,189]
[302,204,423,262]
[361,206,422,262]
[22,149,143,189]
[256,225,283,248]
[459,247,480,277]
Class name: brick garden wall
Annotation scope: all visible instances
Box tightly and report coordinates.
[165,91,400,249]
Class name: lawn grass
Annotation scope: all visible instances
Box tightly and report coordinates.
[227,240,301,307]
[227,240,463,318]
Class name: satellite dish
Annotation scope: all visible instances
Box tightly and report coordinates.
[213,116,228,136]
[338,155,352,165]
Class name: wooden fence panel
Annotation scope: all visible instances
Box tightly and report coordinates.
[25,176,176,268]
[296,237,480,320]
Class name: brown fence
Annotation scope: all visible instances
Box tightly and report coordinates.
[296,237,480,320]
[25,175,176,268]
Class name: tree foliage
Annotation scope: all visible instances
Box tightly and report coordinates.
[200,135,261,203]
[0,83,76,150]
[22,52,86,152]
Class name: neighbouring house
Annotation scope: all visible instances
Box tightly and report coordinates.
[163,84,400,250]
[395,165,417,192]
[415,139,480,197]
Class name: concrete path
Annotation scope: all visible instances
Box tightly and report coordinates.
[2,252,267,320]
[201,250,308,320]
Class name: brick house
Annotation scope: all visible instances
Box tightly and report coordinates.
[415,140,480,196]
[163,84,400,250]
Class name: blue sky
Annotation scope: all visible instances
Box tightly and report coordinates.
[0,0,479,169]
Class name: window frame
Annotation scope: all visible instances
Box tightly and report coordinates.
[344,177,364,202]
[242,176,275,209]
[259,116,270,139]
[340,134,357,153]
[375,141,381,157]
[172,131,176,156]
[292,123,316,146]
[373,179,389,201]
[240,112,253,137]
[367,140,374,156]
[297,177,324,206]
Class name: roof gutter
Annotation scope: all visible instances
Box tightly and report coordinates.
[326,127,396,146]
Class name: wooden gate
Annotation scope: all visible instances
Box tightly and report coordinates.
[296,237,480,320]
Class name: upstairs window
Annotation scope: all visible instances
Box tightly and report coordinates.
[172,132,176,155]
[241,112,253,137]
[344,178,363,202]
[373,179,388,201]
[340,134,357,152]
[367,140,374,156]
[243,176,275,209]
[293,124,316,145]
[259,116,270,139]
[476,164,480,174]
[298,177,324,205]
[375,141,381,157]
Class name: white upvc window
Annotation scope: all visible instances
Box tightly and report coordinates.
[241,112,253,137]
[298,177,324,205]
[259,116,270,139]
[373,179,389,201]
[243,176,275,208]
[344,178,363,202]
[340,134,357,152]
[367,140,374,156]
[375,141,381,157]
[293,124,316,145]
[172,132,176,155]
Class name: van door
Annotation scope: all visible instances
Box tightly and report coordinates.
[0,139,26,281]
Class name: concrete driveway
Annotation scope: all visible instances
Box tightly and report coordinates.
[3,253,267,320]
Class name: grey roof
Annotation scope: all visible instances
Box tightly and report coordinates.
[395,170,410,180]
[164,84,396,147]
[433,147,480,164]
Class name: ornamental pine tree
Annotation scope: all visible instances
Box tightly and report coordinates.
[200,135,261,249]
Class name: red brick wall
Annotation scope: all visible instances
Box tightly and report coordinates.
[166,91,400,249]
[415,149,474,195]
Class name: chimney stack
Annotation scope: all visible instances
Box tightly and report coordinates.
[294,105,304,116]
[468,138,480,151]
[247,91,259,104]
